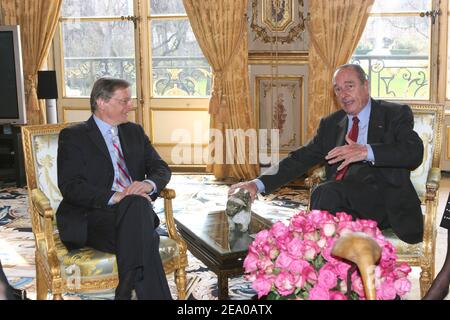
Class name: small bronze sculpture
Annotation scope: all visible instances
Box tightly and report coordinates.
[225,188,252,232]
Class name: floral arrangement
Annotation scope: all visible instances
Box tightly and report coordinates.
[244,210,412,300]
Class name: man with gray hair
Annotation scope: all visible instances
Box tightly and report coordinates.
[57,77,172,300]
[230,64,424,245]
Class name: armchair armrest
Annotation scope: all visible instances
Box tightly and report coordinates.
[31,188,54,220]
[159,188,187,254]
[30,188,61,278]
[425,167,441,201]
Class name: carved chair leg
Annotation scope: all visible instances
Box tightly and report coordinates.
[52,293,64,300]
[419,266,433,298]
[175,267,187,300]
[35,259,48,300]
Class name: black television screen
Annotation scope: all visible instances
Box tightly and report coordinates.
[0,25,26,124]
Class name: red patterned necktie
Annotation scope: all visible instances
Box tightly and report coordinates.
[111,127,132,192]
[335,116,359,181]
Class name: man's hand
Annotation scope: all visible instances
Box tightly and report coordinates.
[112,181,153,204]
[124,181,153,196]
[325,135,368,171]
[228,181,258,203]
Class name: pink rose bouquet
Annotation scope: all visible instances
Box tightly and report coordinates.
[244,210,412,300]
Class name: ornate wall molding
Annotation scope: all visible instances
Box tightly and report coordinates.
[248,51,308,65]
[250,0,307,44]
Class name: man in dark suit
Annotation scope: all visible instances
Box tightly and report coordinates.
[57,77,172,300]
[230,63,424,244]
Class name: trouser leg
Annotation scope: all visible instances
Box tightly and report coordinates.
[0,260,15,300]
[86,195,171,300]
[310,180,389,229]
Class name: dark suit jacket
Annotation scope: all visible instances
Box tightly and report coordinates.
[259,99,424,244]
[56,116,171,249]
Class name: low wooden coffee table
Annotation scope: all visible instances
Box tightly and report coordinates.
[174,210,271,299]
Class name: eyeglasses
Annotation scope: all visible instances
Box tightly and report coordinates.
[110,97,133,105]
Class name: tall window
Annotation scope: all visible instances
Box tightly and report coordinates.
[352,0,431,100]
[59,0,212,99]
[56,0,212,166]
[61,0,137,97]
[149,0,211,97]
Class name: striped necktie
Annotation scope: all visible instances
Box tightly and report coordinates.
[335,116,359,181]
[110,127,132,192]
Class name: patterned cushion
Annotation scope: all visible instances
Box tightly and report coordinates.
[32,134,62,214]
[381,228,422,257]
[410,113,435,200]
[38,233,179,280]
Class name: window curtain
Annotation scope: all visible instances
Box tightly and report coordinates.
[0,0,62,125]
[306,0,374,139]
[183,0,259,181]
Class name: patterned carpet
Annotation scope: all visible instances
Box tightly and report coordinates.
[0,174,309,300]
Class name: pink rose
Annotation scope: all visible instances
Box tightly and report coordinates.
[336,211,353,222]
[287,237,304,258]
[316,237,327,248]
[269,248,279,260]
[304,231,320,242]
[271,221,289,240]
[290,213,307,230]
[256,257,274,273]
[253,275,273,299]
[395,262,412,278]
[322,238,339,264]
[243,253,258,273]
[351,274,365,298]
[308,210,327,224]
[379,279,397,300]
[322,222,336,237]
[318,269,338,289]
[275,272,296,296]
[330,291,347,300]
[309,285,330,300]
[254,229,270,245]
[275,251,294,269]
[394,278,411,297]
[334,261,351,280]
[303,240,320,261]
[288,259,309,274]
[305,268,318,285]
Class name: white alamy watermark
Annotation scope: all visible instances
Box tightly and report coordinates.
[170,121,280,169]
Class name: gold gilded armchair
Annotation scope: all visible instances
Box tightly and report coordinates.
[22,123,188,300]
[306,104,444,298]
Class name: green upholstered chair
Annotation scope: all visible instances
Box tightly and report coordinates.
[22,123,188,300]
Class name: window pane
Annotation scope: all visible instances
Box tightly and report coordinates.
[351,16,430,100]
[370,0,430,13]
[151,20,211,97]
[62,0,133,17]
[150,0,186,15]
[62,21,136,96]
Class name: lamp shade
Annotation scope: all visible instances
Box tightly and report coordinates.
[37,70,58,99]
